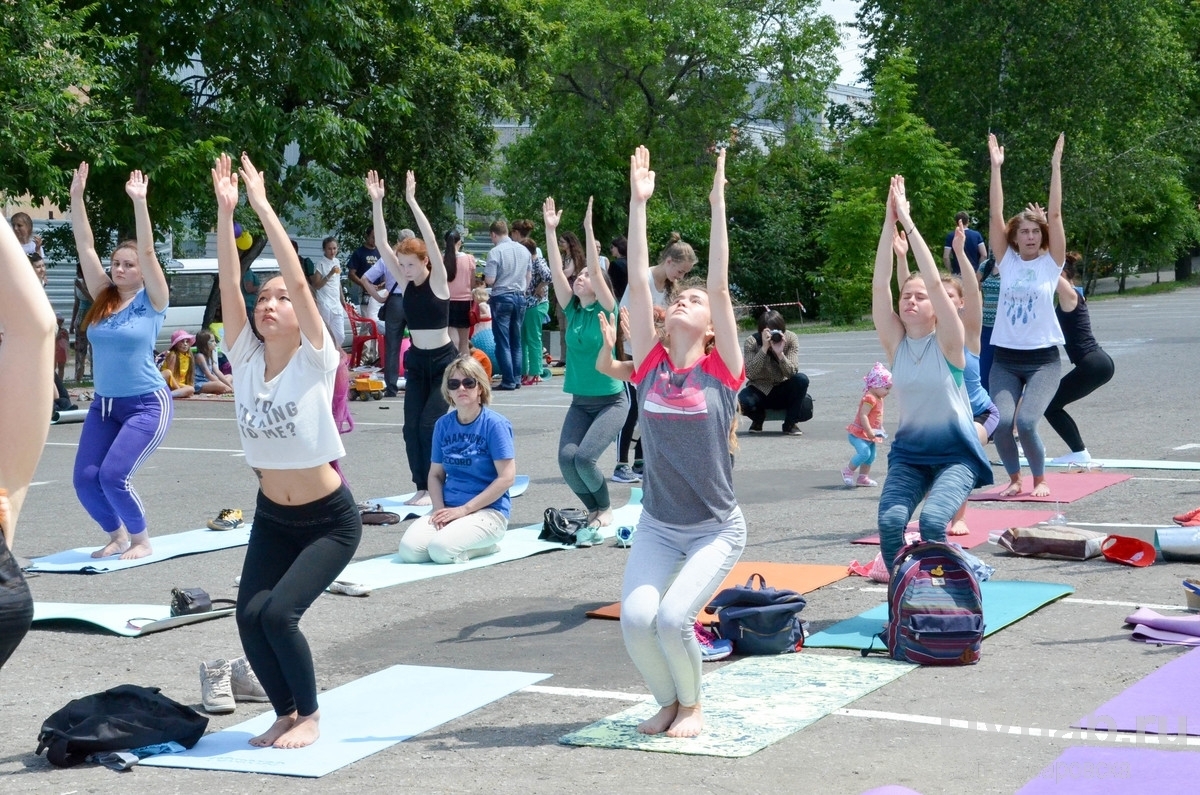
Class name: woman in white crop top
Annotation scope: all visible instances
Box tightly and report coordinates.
[213,153,361,750]
[987,133,1067,498]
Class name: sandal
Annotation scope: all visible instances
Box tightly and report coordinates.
[329,581,371,597]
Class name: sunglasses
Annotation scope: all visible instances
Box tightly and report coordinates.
[447,377,478,390]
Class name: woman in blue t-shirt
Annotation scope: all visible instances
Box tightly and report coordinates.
[398,355,516,564]
[71,163,173,561]
[543,196,626,545]
[0,207,57,670]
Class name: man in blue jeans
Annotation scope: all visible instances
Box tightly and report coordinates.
[484,220,532,390]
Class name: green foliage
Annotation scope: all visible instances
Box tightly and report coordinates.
[495,0,840,246]
[820,53,973,323]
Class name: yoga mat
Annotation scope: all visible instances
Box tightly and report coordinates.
[1016,746,1200,794]
[968,472,1130,504]
[32,602,235,637]
[372,475,530,520]
[142,664,549,777]
[25,526,252,573]
[1022,457,1200,472]
[51,408,88,425]
[805,580,1074,650]
[585,562,849,622]
[332,490,643,592]
[1074,646,1200,735]
[1124,607,1200,647]
[852,508,1059,549]
[560,653,915,757]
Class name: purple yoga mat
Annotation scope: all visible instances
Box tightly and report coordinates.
[1073,645,1200,736]
[1125,608,1200,646]
[1017,746,1200,794]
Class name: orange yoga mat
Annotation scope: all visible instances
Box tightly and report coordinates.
[585,561,849,623]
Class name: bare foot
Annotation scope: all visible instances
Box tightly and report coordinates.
[592,509,614,529]
[948,520,970,536]
[404,490,431,506]
[250,714,295,747]
[666,703,703,738]
[1031,478,1051,498]
[119,533,153,560]
[998,480,1022,498]
[274,711,320,749]
[637,703,678,735]
[91,530,130,558]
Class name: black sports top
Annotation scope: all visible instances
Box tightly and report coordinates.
[403,276,449,330]
[1055,288,1101,365]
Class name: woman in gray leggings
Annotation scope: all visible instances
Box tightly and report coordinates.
[543,196,626,545]
[987,133,1067,498]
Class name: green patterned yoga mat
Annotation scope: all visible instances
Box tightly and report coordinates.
[559,653,915,757]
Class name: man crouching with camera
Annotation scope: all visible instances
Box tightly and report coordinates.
[738,306,810,436]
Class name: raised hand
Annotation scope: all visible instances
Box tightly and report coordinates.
[892,228,908,258]
[598,309,616,351]
[1051,132,1065,169]
[238,153,268,208]
[542,197,561,231]
[953,220,967,250]
[365,170,385,203]
[583,195,594,230]
[630,146,656,204]
[988,133,1005,168]
[211,154,240,214]
[405,170,417,203]
[125,170,149,202]
[70,162,89,200]
[709,148,727,205]
[1024,202,1047,223]
[618,306,631,342]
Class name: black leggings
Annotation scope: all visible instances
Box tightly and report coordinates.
[237,485,361,717]
[402,342,456,490]
[0,535,33,671]
[618,382,642,464]
[1044,349,1115,453]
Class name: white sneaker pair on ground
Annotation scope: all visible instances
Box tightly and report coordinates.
[200,656,269,714]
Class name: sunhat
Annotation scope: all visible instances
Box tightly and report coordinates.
[170,329,196,348]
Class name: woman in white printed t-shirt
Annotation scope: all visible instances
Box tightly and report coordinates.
[312,236,347,348]
[212,153,361,751]
[987,133,1067,498]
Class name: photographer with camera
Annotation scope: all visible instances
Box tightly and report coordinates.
[738,307,810,436]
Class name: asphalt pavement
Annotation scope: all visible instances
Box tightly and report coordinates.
[2,285,1198,794]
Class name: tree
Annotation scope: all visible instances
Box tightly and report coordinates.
[857,0,1200,288]
[495,0,840,246]
[819,53,973,323]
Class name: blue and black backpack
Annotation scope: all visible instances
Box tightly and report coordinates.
[864,541,985,665]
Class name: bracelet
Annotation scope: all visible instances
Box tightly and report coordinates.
[905,225,916,235]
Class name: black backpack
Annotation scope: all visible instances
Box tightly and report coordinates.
[36,684,207,767]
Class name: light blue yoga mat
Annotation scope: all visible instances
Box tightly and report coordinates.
[142,664,549,777]
[333,490,642,592]
[32,602,235,637]
[560,653,915,757]
[1017,457,1200,471]
[372,475,531,520]
[805,581,1075,650]
[25,526,252,574]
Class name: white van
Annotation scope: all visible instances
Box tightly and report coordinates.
[160,258,281,347]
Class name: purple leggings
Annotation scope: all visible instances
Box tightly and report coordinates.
[73,390,173,534]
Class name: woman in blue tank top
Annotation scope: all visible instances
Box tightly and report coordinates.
[70,163,173,561]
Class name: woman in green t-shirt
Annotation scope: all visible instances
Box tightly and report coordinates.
[543,196,627,547]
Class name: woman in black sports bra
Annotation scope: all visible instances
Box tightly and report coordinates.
[366,170,454,505]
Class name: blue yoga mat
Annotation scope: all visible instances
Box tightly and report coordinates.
[32,602,235,637]
[142,664,549,777]
[372,475,531,520]
[332,490,642,592]
[805,581,1074,650]
[25,526,252,574]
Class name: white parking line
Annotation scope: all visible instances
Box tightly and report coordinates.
[522,685,646,702]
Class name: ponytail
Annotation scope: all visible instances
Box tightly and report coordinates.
[443,230,461,282]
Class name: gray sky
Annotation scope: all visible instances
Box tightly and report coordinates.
[821,0,866,85]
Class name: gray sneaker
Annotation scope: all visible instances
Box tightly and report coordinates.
[200,659,235,714]
[612,463,641,483]
[230,656,270,702]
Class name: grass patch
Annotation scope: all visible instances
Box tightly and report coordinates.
[1087,275,1199,301]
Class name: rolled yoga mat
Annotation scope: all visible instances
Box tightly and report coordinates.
[50,408,88,424]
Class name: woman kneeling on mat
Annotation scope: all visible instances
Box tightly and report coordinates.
[873,176,993,574]
[213,153,362,749]
[398,355,515,564]
[620,147,745,738]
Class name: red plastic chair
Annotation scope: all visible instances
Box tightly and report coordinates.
[345,302,385,368]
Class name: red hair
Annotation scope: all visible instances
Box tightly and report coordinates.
[395,237,430,271]
[81,240,137,330]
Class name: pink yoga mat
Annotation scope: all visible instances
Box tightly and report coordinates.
[1124,608,1200,648]
[1073,643,1200,735]
[853,507,1058,549]
[968,472,1130,503]
[1017,746,1200,794]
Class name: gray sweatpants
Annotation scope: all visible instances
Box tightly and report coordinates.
[990,349,1062,477]
[620,508,746,707]
[558,392,627,512]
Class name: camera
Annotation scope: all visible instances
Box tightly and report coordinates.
[769,329,783,343]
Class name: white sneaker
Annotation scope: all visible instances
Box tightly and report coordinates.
[1050,449,1092,466]
[230,656,270,703]
[200,659,235,714]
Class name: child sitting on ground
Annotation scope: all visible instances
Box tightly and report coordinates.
[844,362,892,487]
[192,328,234,395]
[160,329,197,399]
